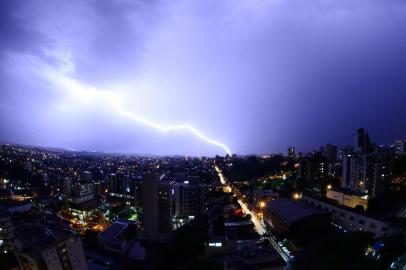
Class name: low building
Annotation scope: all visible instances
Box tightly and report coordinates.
[264,198,330,235]
[302,194,394,237]
[98,220,139,253]
[326,189,368,210]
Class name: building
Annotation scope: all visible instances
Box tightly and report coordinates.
[264,198,329,235]
[108,173,130,195]
[63,177,72,196]
[157,181,175,235]
[298,152,329,191]
[354,128,373,154]
[341,151,388,197]
[13,223,88,270]
[175,182,206,219]
[108,173,118,194]
[63,181,99,225]
[326,189,368,210]
[288,146,296,159]
[68,181,95,204]
[142,174,159,240]
[341,154,352,189]
[302,194,393,237]
[323,144,338,162]
[394,140,406,155]
[341,154,375,195]
[131,178,143,208]
[98,220,139,252]
[142,174,174,241]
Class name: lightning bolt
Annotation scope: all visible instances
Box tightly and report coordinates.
[113,104,232,155]
[42,66,232,155]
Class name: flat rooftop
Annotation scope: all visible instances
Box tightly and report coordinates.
[14,223,74,252]
[267,198,325,224]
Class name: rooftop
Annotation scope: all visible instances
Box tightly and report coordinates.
[14,223,74,253]
[267,198,325,224]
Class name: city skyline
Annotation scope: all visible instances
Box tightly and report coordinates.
[1,0,406,155]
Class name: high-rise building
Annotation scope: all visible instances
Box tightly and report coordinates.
[118,173,130,194]
[62,177,72,196]
[108,173,130,194]
[158,181,175,234]
[69,181,94,204]
[337,145,353,161]
[288,146,296,159]
[13,223,88,270]
[354,128,373,154]
[142,174,159,240]
[323,144,338,162]
[341,154,353,189]
[341,154,375,195]
[298,152,328,191]
[108,173,117,194]
[142,174,174,241]
[175,182,206,218]
[394,140,406,155]
[130,177,143,208]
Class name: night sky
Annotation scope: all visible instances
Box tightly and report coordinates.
[1,0,406,156]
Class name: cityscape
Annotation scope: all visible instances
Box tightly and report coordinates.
[1,0,406,270]
[0,129,405,269]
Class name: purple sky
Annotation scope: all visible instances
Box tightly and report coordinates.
[1,0,406,156]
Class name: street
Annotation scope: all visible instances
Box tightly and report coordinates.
[214,164,291,263]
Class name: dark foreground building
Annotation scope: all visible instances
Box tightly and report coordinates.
[264,198,330,236]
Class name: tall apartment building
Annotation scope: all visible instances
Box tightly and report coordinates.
[341,153,389,198]
[142,174,175,241]
[287,146,296,159]
[158,181,175,234]
[341,154,374,194]
[62,177,72,196]
[354,128,373,154]
[175,182,206,218]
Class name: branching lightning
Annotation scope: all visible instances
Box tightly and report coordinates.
[44,66,232,155]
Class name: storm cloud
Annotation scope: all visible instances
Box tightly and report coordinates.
[1,0,406,155]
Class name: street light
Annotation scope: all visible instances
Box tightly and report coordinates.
[259,201,266,208]
[327,184,332,190]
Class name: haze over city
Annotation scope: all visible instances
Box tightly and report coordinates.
[1,0,406,155]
